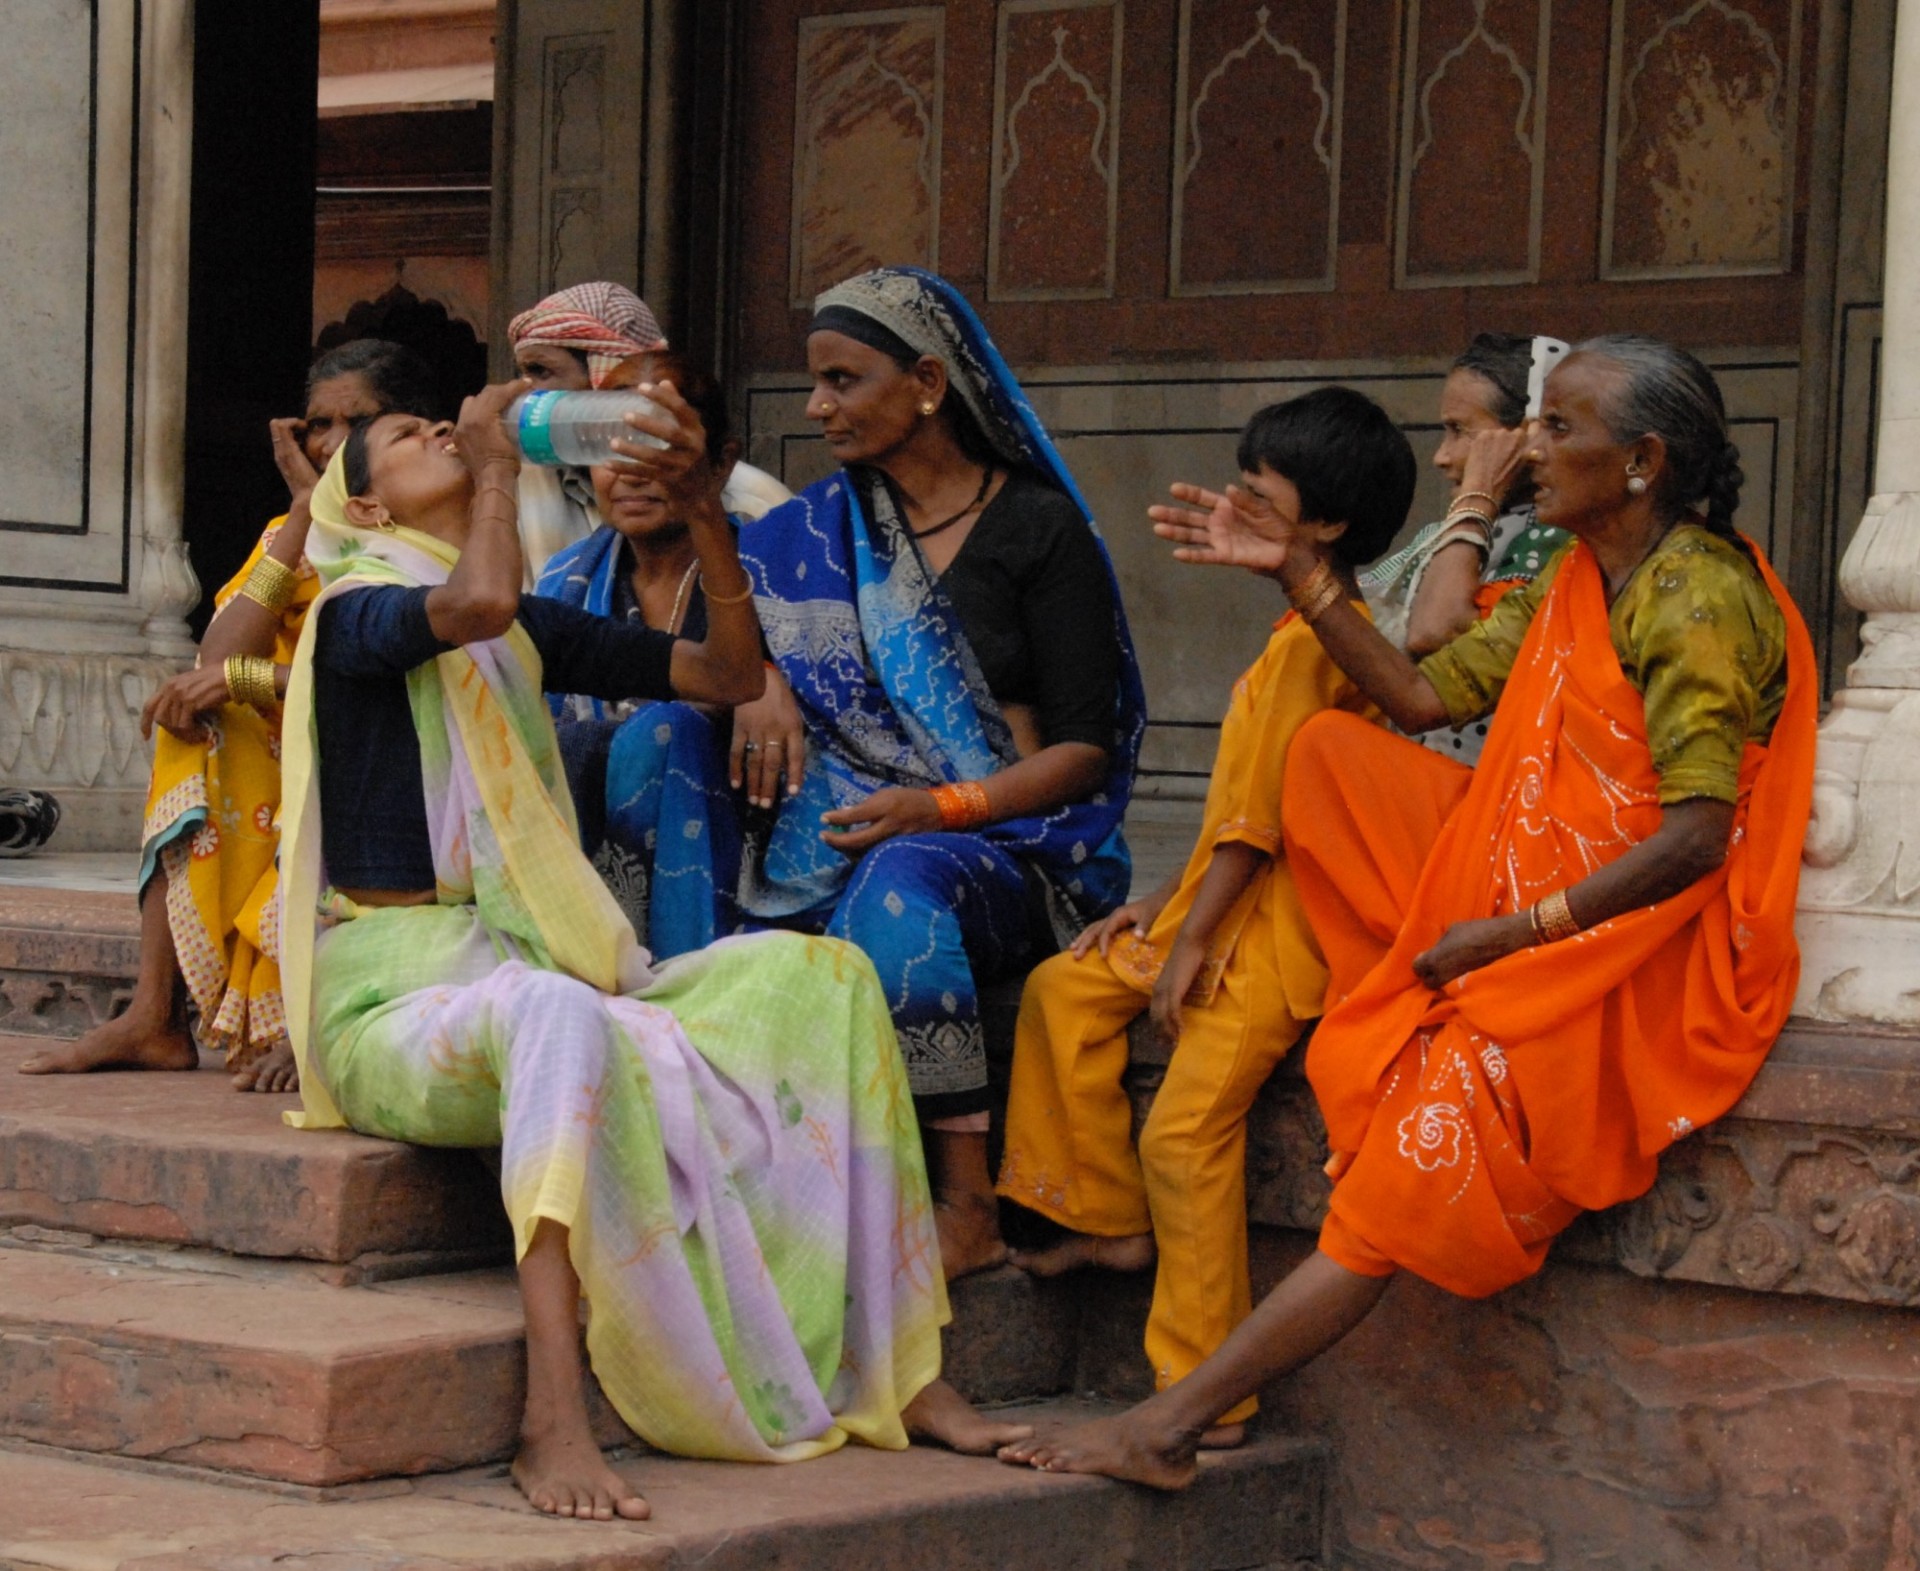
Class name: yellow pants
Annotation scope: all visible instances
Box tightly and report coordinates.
[997,945,1304,1424]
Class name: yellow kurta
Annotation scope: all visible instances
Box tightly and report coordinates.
[997,609,1376,1421]
[141,518,318,1065]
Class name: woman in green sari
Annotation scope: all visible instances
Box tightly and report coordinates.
[278,380,1026,1520]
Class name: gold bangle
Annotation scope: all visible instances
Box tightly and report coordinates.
[1286,558,1336,614]
[240,556,298,614]
[930,780,992,831]
[1452,489,1501,516]
[1529,889,1581,944]
[223,654,278,711]
[700,574,755,606]
[1295,569,1346,623]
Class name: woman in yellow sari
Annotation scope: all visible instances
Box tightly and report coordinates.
[20,340,443,1092]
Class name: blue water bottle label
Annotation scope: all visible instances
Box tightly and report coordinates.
[517,391,561,466]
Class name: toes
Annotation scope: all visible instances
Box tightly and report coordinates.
[616,1493,651,1521]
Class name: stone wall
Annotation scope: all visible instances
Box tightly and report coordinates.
[0,1,196,849]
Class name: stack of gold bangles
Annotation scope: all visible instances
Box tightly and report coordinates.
[1529,889,1581,944]
[224,654,279,711]
[1434,487,1500,557]
[239,554,300,615]
[930,780,991,831]
[1286,559,1345,623]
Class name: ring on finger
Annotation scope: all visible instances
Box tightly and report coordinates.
[742,741,758,754]
[762,740,785,750]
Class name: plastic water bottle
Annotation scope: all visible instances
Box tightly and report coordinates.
[503,390,669,466]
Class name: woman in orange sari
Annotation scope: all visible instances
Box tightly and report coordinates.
[999,335,1816,1487]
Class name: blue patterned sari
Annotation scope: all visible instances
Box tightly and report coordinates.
[736,268,1146,1115]
[534,526,741,960]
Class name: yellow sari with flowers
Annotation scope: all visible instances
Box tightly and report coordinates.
[140,520,318,1066]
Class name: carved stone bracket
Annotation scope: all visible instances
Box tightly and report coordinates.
[0,651,176,794]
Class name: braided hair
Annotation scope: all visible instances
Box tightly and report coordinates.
[1574,333,1749,557]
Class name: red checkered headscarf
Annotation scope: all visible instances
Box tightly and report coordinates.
[507,282,667,388]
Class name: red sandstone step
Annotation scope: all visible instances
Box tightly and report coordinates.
[0,1251,554,1485]
[0,1241,1105,1489]
[0,1413,1326,1571]
[0,1034,510,1265]
[0,885,140,1039]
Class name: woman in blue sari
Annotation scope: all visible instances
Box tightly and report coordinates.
[535,354,806,959]
[738,268,1146,1280]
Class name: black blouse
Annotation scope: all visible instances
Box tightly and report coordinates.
[313,587,677,889]
[904,468,1120,752]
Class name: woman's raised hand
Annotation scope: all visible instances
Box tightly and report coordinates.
[1455,422,1536,511]
[1150,482,1293,576]
[608,380,717,509]
[453,378,530,478]
[269,418,322,503]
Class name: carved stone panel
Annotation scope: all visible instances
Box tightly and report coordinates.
[1171,0,1346,296]
[1394,0,1550,287]
[989,1,1123,302]
[790,8,944,307]
[1602,0,1802,279]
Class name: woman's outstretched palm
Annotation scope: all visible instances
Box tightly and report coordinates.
[1149,482,1293,575]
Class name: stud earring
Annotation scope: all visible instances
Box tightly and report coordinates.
[1626,474,1648,497]
[920,402,937,416]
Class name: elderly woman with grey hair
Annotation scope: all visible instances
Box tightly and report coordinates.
[1001,335,1818,1487]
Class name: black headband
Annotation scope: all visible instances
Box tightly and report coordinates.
[809,305,922,368]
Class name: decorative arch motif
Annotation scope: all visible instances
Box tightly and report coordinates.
[1171,0,1348,297]
[989,2,1125,301]
[1394,0,1551,287]
[1601,0,1801,279]
[790,10,945,307]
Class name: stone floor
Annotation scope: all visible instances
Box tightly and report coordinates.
[0,1415,1326,1571]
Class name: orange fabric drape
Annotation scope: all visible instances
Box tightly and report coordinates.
[1280,539,1816,1297]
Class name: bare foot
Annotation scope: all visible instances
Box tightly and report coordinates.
[19,1013,196,1076]
[996,1404,1201,1491]
[936,1196,1008,1283]
[903,1378,1034,1455]
[1008,1231,1155,1279]
[1199,1422,1245,1450]
[511,1427,649,1521]
[231,1040,299,1094]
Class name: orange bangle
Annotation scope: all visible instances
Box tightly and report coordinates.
[930,780,991,831]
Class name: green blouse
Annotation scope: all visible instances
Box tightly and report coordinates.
[1418,525,1788,804]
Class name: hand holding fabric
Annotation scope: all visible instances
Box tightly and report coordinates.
[142,663,238,744]
[1411,914,1531,989]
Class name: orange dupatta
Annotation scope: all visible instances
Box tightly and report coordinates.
[1298,538,1816,1296]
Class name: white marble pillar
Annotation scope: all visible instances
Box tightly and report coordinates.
[1795,0,1920,1022]
[0,2,197,851]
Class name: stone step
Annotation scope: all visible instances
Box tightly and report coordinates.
[0,1412,1326,1571]
[0,1033,512,1268]
[0,883,139,1039]
[0,1238,1105,1489]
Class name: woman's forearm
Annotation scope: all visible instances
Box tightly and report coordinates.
[1172,841,1267,955]
[200,497,317,666]
[977,741,1109,821]
[667,499,765,706]
[1561,798,1736,930]
[428,458,525,643]
[1279,580,1452,733]
[1404,542,1484,656]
